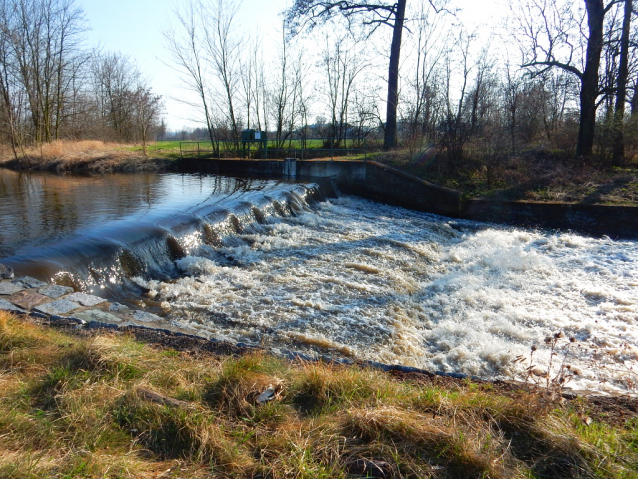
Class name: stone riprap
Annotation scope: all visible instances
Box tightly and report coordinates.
[0,282,24,295]
[65,292,107,307]
[34,299,81,316]
[0,275,177,336]
[0,263,14,280]
[39,285,74,299]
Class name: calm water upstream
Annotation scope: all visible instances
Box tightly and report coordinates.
[1,168,637,392]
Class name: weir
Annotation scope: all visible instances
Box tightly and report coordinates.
[177,157,638,239]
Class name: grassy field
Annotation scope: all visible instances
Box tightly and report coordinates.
[1,311,637,478]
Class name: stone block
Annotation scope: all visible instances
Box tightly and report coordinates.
[0,299,27,314]
[64,292,107,307]
[9,290,48,310]
[74,310,124,323]
[34,299,80,316]
[0,282,24,296]
[12,276,48,289]
[132,310,162,322]
[50,315,85,325]
[39,285,74,299]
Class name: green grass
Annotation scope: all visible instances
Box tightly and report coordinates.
[1,311,637,478]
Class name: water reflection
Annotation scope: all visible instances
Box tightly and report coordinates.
[0,169,289,260]
[0,170,167,257]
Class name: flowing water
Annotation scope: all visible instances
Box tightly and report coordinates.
[1,168,637,392]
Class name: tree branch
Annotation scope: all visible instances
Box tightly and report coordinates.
[521,59,584,79]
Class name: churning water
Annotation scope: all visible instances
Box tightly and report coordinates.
[1,169,637,392]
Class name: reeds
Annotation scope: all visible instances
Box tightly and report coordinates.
[0,140,171,173]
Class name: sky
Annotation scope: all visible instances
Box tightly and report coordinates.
[78,0,506,131]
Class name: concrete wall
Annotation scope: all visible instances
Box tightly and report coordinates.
[354,162,462,218]
[464,200,638,239]
[297,160,461,217]
[177,158,285,177]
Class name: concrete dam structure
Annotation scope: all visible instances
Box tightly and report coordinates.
[177,157,638,239]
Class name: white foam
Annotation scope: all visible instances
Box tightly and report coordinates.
[143,196,638,393]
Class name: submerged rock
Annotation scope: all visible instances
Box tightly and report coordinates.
[109,302,129,312]
[132,310,162,322]
[0,264,14,280]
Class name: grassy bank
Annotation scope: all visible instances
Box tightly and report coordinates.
[0,141,179,173]
[370,149,638,206]
[1,311,637,479]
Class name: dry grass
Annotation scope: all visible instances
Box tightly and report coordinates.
[375,148,638,206]
[0,140,172,173]
[0,311,637,478]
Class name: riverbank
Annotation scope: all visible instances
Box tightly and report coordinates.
[1,311,637,479]
[2,141,638,207]
[373,149,638,207]
[0,141,176,173]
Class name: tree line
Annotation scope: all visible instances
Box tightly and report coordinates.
[0,0,163,158]
[2,0,638,170]
[165,0,638,170]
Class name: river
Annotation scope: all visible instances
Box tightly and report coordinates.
[1,168,637,392]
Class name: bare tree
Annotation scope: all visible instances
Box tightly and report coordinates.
[91,52,141,141]
[403,3,447,149]
[513,0,624,158]
[130,87,164,155]
[0,1,22,157]
[612,0,633,163]
[320,35,367,145]
[202,0,242,141]
[164,0,218,146]
[286,0,450,151]
[9,0,88,143]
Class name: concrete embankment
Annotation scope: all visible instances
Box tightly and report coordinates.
[177,158,463,218]
[177,157,638,239]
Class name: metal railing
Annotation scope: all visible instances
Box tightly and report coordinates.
[179,137,367,160]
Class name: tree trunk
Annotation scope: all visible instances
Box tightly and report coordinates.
[383,0,406,150]
[576,0,604,158]
[612,0,632,165]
